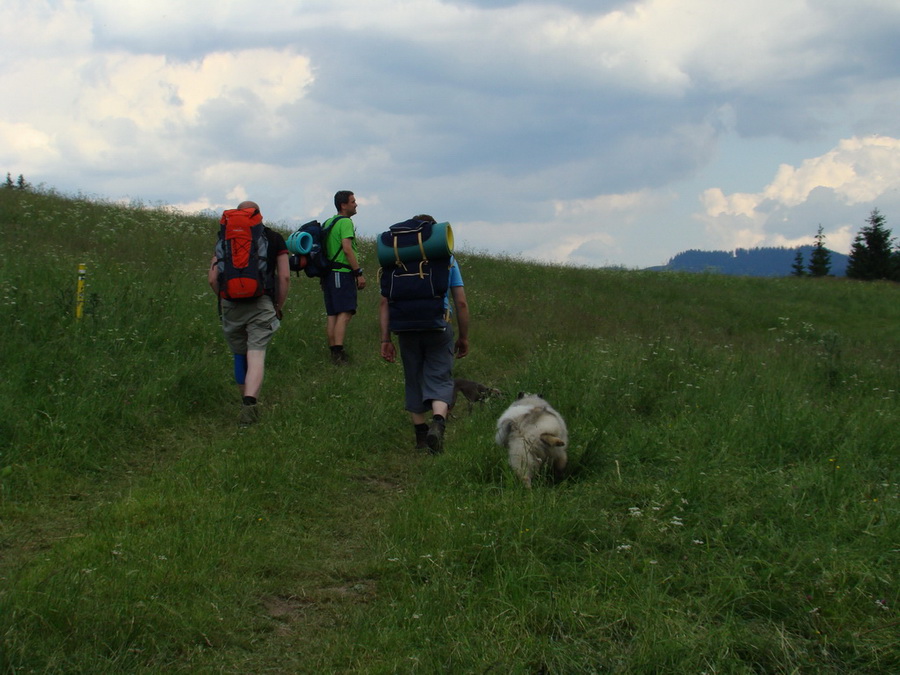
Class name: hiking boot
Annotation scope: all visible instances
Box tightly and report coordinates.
[414,426,429,452]
[425,417,446,455]
[331,349,349,366]
[238,403,259,427]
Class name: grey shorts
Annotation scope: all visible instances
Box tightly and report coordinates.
[221,296,280,353]
[397,326,455,414]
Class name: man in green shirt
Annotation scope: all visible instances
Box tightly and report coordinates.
[321,190,366,364]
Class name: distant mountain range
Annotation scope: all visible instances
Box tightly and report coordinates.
[646,246,849,277]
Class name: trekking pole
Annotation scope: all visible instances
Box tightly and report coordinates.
[75,263,86,320]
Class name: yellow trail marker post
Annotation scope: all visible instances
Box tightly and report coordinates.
[75,263,86,320]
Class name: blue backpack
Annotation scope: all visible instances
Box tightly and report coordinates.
[286,216,348,278]
[379,219,453,332]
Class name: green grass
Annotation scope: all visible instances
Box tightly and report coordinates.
[1,187,897,673]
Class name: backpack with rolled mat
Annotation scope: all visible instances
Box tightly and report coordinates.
[378,218,454,331]
[286,216,348,278]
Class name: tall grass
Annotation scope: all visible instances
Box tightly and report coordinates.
[1,188,897,673]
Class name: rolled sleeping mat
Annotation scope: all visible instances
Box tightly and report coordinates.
[286,230,314,255]
[377,221,454,266]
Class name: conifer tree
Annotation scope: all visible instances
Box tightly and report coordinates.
[4,173,14,189]
[807,225,832,277]
[847,209,896,281]
[791,250,806,276]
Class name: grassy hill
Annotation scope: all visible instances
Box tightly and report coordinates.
[1,187,897,673]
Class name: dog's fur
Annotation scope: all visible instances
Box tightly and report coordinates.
[450,378,502,413]
[495,393,568,488]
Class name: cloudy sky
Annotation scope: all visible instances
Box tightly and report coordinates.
[3,0,900,268]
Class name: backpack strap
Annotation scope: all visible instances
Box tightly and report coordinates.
[324,215,350,270]
[393,227,428,267]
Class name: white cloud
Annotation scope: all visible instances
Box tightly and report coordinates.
[1,44,313,179]
[554,190,658,218]
[78,50,314,124]
[698,135,900,254]
[0,121,58,168]
[703,136,900,217]
[0,0,91,59]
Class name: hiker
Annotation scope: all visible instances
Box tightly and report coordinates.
[321,190,366,365]
[208,200,290,426]
[379,214,469,454]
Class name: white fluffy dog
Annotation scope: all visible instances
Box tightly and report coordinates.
[495,393,568,488]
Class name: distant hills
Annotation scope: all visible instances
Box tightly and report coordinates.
[646,246,849,277]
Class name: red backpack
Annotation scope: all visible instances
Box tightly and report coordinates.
[215,207,270,301]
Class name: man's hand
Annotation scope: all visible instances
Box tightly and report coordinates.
[455,337,469,359]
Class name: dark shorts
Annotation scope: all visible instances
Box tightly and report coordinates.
[322,271,357,316]
[397,326,455,414]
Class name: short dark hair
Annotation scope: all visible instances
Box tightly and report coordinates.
[334,190,354,212]
[413,214,436,224]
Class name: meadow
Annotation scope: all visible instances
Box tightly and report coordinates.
[0,187,897,673]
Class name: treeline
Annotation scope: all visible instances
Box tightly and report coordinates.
[660,247,849,277]
[659,208,899,281]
